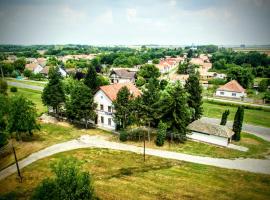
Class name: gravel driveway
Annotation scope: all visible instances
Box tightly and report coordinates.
[1,135,270,181]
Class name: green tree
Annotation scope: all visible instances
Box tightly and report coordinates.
[258,79,269,92]
[227,66,254,88]
[0,94,9,147]
[7,95,39,140]
[84,65,99,93]
[13,58,26,72]
[31,157,96,200]
[158,82,191,142]
[42,67,65,114]
[155,121,167,146]
[232,106,244,141]
[0,78,8,95]
[177,62,189,74]
[66,82,97,128]
[113,86,132,129]
[185,72,203,122]
[23,69,32,78]
[91,57,102,73]
[152,58,159,64]
[136,64,160,87]
[220,109,230,125]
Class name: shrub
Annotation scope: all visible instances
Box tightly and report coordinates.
[208,78,227,85]
[23,69,32,78]
[0,79,8,94]
[0,132,8,148]
[11,70,18,78]
[258,79,269,92]
[155,121,167,146]
[30,73,45,81]
[119,131,128,142]
[10,86,17,92]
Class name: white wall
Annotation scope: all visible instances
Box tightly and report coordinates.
[33,65,43,74]
[187,131,229,146]
[215,90,246,98]
[94,90,116,130]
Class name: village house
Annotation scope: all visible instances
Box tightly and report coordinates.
[187,120,235,147]
[215,80,246,99]
[40,66,67,77]
[109,69,136,84]
[94,82,141,130]
[156,56,184,74]
[25,63,43,74]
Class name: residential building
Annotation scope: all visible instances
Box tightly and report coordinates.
[25,63,43,74]
[156,56,184,74]
[109,69,136,84]
[40,66,67,77]
[215,80,246,99]
[94,83,141,130]
[187,120,235,146]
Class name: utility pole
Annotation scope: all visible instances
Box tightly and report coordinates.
[12,143,22,183]
[143,131,146,162]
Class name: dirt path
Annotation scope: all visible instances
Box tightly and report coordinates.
[1,135,270,181]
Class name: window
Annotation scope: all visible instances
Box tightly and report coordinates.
[100,95,103,99]
[220,92,224,95]
[101,116,104,124]
[232,93,236,96]
[108,106,112,112]
[108,118,112,126]
[100,104,104,110]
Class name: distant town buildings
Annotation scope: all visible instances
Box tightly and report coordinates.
[109,69,136,84]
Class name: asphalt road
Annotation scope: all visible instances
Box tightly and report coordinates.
[7,81,44,91]
[201,117,270,141]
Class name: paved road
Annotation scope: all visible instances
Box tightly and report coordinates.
[201,117,270,141]
[1,135,270,181]
[205,97,270,109]
[7,81,44,91]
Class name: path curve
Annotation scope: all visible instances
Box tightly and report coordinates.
[1,135,270,181]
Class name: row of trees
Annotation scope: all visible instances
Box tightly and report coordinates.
[114,65,203,144]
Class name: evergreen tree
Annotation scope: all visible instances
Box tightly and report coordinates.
[158,82,191,142]
[66,82,97,128]
[0,94,8,147]
[155,121,167,146]
[113,86,132,129]
[7,95,39,140]
[232,106,244,141]
[220,109,230,125]
[42,67,65,114]
[84,65,99,93]
[185,72,203,122]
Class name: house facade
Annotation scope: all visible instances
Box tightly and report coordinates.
[215,80,246,99]
[94,83,141,130]
[25,63,43,74]
[187,120,235,147]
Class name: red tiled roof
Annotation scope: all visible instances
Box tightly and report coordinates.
[217,80,245,92]
[99,83,141,101]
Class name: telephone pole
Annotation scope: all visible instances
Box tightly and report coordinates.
[12,143,22,182]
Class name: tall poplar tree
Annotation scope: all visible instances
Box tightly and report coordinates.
[84,65,99,93]
[232,106,244,141]
[220,110,230,125]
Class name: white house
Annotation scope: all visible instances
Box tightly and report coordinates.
[25,63,43,74]
[94,83,141,130]
[109,69,136,84]
[215,80,246,99]
[187,120,235,147]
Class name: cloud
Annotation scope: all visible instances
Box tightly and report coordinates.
[126,8,137,22]
[96,9,113,24]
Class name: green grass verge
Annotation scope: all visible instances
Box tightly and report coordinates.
[203,102,270,127]
[120,132,270,159]
[0,149,270,200]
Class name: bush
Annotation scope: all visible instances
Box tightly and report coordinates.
[119,131,128,142]
[155,121,167,146]
[23,69,32,78]
[30,73,45,81]
[208,78,227,85]
[0,132,8,148]
[0,79,8,95]
[10,86,17,92]
[258,79,269,92]
[11,70,18,78]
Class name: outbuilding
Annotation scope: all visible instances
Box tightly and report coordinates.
[187,120,235,147]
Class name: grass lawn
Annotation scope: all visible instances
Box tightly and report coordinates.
[118,132,270,159]
[203,102,270,127]
[8,87,47,115]
[0,123,112,171]
[6,78,47,87]
[0,148,270,200]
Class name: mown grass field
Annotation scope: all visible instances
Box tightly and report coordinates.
[120,132,270,159]
[8,87,47,115]
[203,102,270,128]
[0,123,111,171]
[0,149,270,200]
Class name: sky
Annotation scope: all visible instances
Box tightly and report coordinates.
[0,0,269,45]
